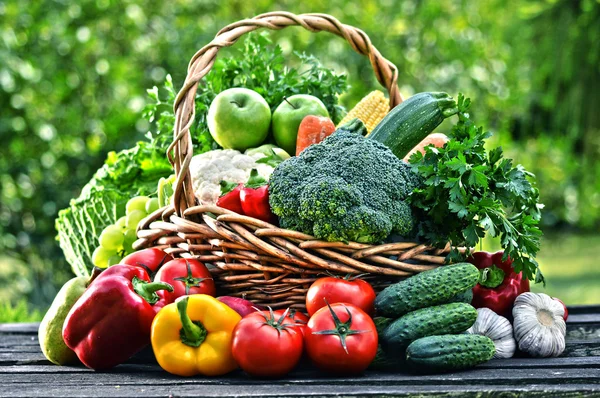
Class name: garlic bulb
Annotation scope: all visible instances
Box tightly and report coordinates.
[466,307,516,359]
[512,292,566,357]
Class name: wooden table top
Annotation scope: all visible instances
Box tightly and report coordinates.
[1,306,599,397]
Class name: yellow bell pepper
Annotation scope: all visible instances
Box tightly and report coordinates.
[151,294,242,376]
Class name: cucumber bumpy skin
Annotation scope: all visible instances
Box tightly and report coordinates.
[369,317,405,371]
[449,288,474,304]
[382,303,478,353]
[374,263,480,318]
[406,334,496,373]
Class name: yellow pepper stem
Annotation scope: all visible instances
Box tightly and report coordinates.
[177,296,207,347]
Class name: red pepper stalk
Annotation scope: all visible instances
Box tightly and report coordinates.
[62,264,173,370]
[468,250,530,318]
[216,180,244,214]
[240,169,277,224]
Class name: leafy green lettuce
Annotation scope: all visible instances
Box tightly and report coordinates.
[56,189,128,278]
[55,142,172,277]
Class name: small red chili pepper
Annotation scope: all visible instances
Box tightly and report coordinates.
[216,180,244,214]
[62,264,173,370]
[239,169,277,224]
[467,250,530,318]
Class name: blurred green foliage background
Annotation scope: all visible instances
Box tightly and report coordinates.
[1,0,599,319]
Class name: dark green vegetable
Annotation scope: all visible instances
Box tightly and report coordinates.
[368,92,458,159]
[409,94,544,283]
[369,317,404,371]
[269,121,421,243]
[374,263,479,317]
[449,288,474,304]
[406,334,495,373]
[382,303,477,353]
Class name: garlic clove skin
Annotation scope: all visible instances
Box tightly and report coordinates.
[467,307,516,359]
[512,292,566,358]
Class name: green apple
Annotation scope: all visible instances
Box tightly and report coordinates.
[272,95,329,155]
[207,88,271,151]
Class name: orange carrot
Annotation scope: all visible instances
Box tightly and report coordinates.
[296,115,336,156]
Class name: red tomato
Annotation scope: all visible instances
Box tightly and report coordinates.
[305,303,378,374]
[231,310,304,378]
[306,277,376,316]
[121,248,174,274]
[154,258,216,303]
[273,308,309,336]
[553,297,569,321]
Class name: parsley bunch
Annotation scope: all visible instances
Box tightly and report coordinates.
[409,95,544,283]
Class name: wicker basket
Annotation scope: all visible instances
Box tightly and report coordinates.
[133,12,452,310]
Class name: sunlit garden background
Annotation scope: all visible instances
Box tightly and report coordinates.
[1,0,599,321]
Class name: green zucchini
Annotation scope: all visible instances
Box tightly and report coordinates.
[382,303,477,353]
[406,334,495,373]
[374,263,479,318]
[368,92,458,159]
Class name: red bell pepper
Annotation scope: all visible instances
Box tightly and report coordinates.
[62,264,173,370]
[468,250,530,318]
[239,169,277,223]
[154,258,216,303]
[216,180,244,214]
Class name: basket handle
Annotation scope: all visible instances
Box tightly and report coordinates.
[170,11,403,216]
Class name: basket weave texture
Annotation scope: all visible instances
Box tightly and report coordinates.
[134,12,451,310]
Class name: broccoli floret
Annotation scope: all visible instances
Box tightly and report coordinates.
[268,121,421,243]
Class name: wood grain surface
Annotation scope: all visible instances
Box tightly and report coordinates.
[1,306,599,397]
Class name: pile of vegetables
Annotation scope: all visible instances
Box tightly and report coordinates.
[39,246,568,376]
[43,28,572,380]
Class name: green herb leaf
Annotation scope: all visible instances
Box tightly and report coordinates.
[410,93,544,284]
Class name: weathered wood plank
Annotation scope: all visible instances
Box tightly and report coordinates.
[0,306,598,397]
[0,323,39,334]
[567,324,600,339]
[1,382,599,398]
[568,305,600,315]
[562,339,600,357]
[1,367,599,385]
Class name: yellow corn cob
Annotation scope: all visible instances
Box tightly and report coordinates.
[337,90,389,134]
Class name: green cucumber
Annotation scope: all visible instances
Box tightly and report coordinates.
[369,317,404,371]
[449,288,474,304]
[382,303,477,353]
[406,334,495,373]
[374,263,479,317]
[368,92,458,159]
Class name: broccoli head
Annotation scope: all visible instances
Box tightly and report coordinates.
[268,120,421,243]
